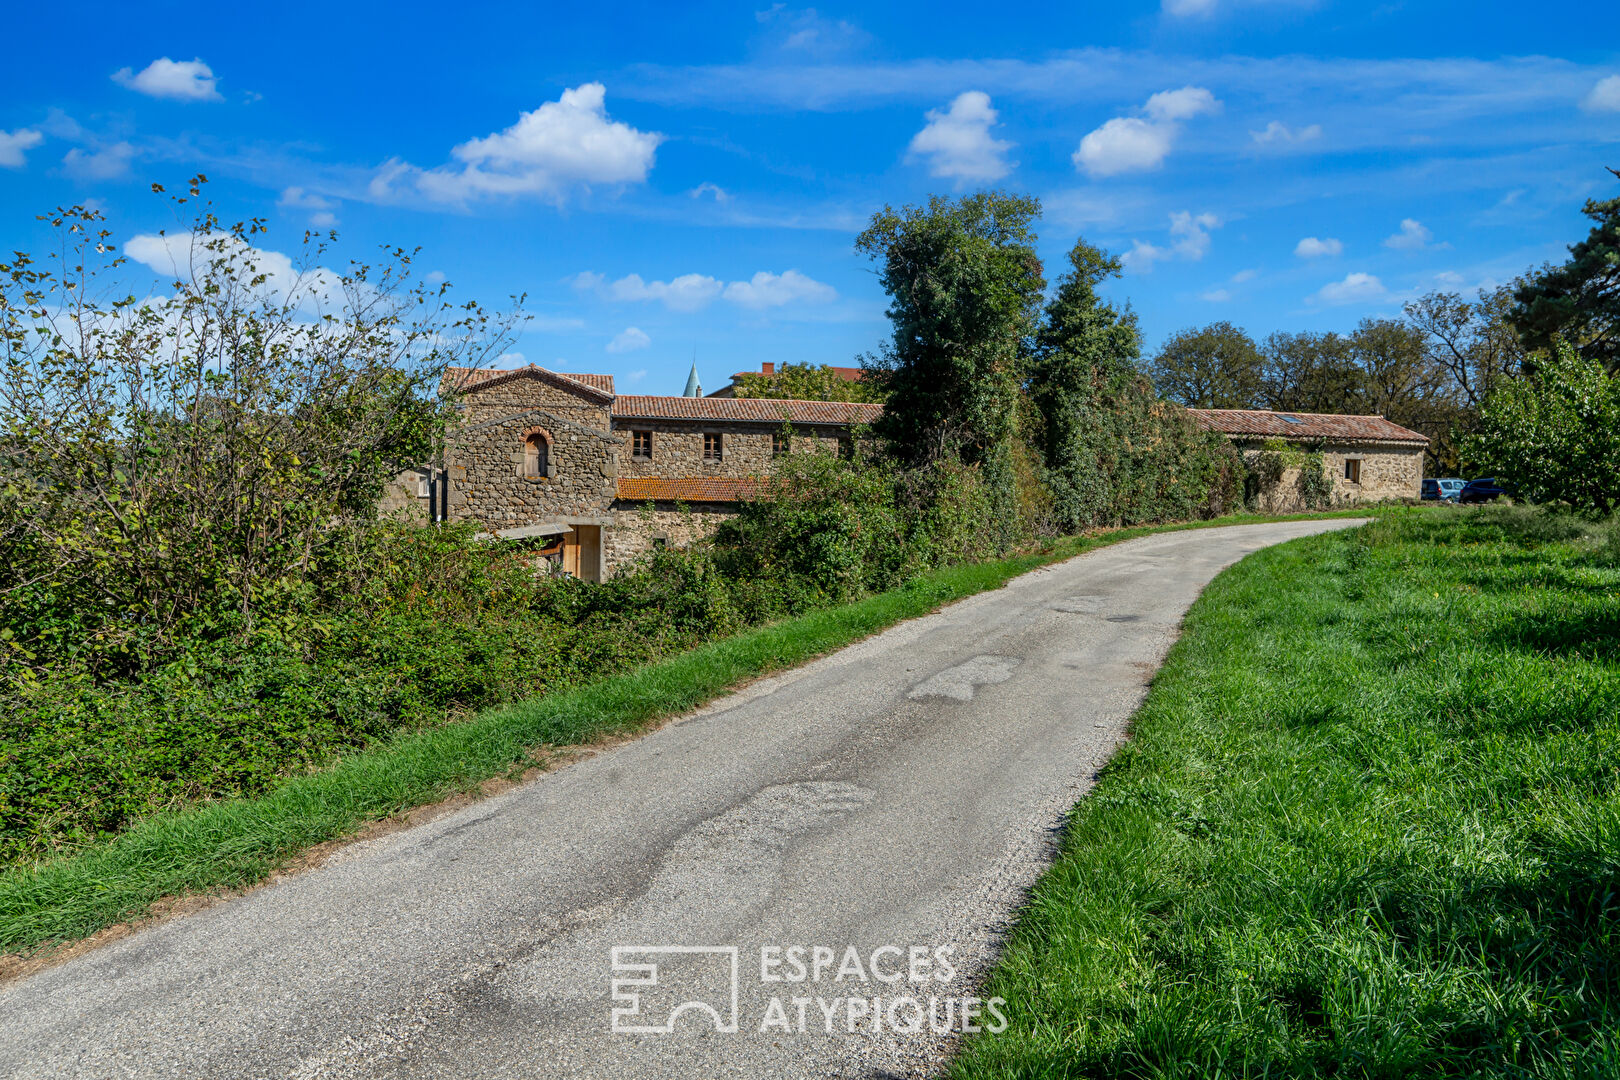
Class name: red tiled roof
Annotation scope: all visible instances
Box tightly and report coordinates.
[612,396,883,425]
[616,477,763,503]
[1189,408,1428,444]
[442,365,615,399]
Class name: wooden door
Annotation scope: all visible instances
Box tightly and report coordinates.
[575,525,601,582]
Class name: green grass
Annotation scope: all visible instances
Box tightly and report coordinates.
[0,507,1378,957]
[953,505,1620,1080]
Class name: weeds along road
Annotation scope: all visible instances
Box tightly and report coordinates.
[0,519,1365,1080]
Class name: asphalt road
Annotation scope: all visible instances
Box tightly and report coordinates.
[0,519,1364,1080]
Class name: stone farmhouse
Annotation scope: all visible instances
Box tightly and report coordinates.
[391,362,1425,580]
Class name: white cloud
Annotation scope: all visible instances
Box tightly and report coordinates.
[755,5,869,55]
[62,142,136,181]
[1163,0,1218,14]
[497,351,526,365]
[0,128,43,169]
[123,232,342,308]
[907,90,1013,183]
[1582,75,1620,112]
[1200,288,1232,302]
[723,270,838,309]
[389,83,662,204]
[1231,268,1258,283]
[1121,210,1222,274]
[607,327,651,353]
[111,58,221,102]
[1314,272,1387,305]
[1384,218,1434,250]
[624,368,648,384]
[1294,236,1342,258]
[577,268,836,311]
[1251,120,1322,144]
[278,186,340,227]
[1169,210,1221,259]
[1434,270,1465,286]
[1074,86,1219,177]
[689,181,731,202]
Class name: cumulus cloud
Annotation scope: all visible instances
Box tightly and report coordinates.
[576,268,837,312]
[381,83,662,204]
[1384,218,1435,250]
[755,5,869,55]
[278,186,340,227]
[723,270,838,309]
[62,142,136,181]
[1121,211,1222,273]
[112,58,221,102]
[1073,86,1219,177]
[1200,288,1232,302]
[689,182,731,202]
[0,128,43,169]
[1251,120,1322,144]
[606,327,651,354]
[907,91,1013,184]
[123,232,342,308]
[1314,272,1386,305]
[1295,236,1343,258]
[1583,75,1620,112]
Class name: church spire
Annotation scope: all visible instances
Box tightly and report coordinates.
[682,353,702,397]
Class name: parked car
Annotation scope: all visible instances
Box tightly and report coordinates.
[1458,477,1507,504]
[1422,478,1465,502]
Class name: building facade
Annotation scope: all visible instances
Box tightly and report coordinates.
[418,364,880,580]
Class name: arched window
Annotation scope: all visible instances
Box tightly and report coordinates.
[523,432,550,478]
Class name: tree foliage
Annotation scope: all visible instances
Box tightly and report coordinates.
[727,362,881,403]
[1146,321,1265,409]
[1511,169,1620,371]
[1466,342,1620,515]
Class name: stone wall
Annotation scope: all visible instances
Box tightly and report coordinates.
[610,420,848,479]
[1242,440,1423,512]
[604,500,741,575]
[446,376,621,530]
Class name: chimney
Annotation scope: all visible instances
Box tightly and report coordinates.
[762,362,775,376]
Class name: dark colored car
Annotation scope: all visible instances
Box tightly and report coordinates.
[1422,478,1465,502]
[1458,478,1506,504]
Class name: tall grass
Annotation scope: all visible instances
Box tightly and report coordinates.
[954,505,1620,1079]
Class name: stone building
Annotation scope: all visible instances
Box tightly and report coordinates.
[1188,408,1427,510]
[417,363,880,580]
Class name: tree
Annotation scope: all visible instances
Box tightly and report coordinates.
[1144,322,1263,409]
[1511,169,1620,371]
[0,179,518,668]
[855,192,1046,466]
[1404,284,1529,408]
[1466,341,1620,514]
[1260,330,1363,414]
[728,362,881,403]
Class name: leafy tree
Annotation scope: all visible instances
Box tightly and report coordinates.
[0,179,518,672]
[1145,321,1264,409]
[1405,284,1529,408]
[1511,169,1620,370]
[1260,330,1363,414]
[1466,342,1620,514]
[855,192,1046,466]
[728,362,881,403]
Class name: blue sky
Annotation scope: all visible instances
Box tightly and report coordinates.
[2,1,1618,396]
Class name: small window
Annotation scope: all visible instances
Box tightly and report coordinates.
[632,430,653,460]
[1344,458,1361,484]
[772,431,791,456]
[523,433,549,478]
[651,537,667,550]
[703,432,723,461]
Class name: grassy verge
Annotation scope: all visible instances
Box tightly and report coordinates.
[0,507,1379,956]
[953,505,1620,1079]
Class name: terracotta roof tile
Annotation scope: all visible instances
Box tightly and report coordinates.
[1189,408,1428,444]
[442,365,615,399]
[611,395,882,425]
[616,477,763,503]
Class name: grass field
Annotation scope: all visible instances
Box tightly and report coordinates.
[953,506,1620,1079]
[0,509,1376,956]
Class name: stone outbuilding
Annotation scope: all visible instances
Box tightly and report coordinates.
[1188,408,1428,510]
[401,364,881,580]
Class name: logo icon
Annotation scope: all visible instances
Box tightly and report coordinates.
[610,946,740,1034]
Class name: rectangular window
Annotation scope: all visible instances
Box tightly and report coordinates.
[1344,458,1362,484]
[632,430,653,460]
[704,432,723,461]
[772,431,790,456]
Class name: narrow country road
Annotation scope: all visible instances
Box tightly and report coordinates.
[0,520,1364,1080]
